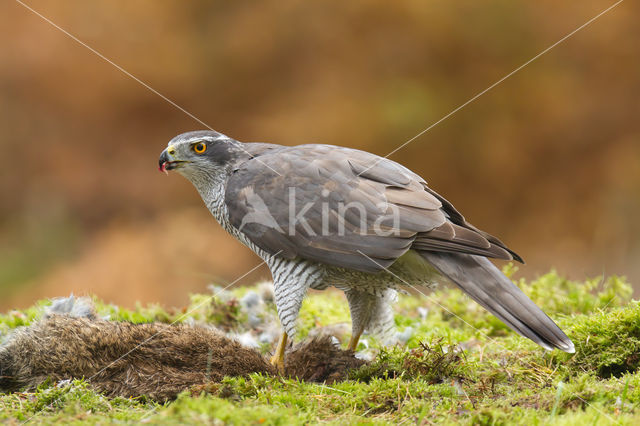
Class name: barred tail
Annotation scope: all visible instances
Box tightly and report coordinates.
[418,251,574,353]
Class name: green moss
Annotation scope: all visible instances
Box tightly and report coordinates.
[0,299,49,332]
[297,290,352,339]
[0,379,156,424]
[395,267,633,345]
[1,271,639,424]
[160,391,311,425]
[518,271,632,315]
[553,301,640,378]
[351,339,471,384]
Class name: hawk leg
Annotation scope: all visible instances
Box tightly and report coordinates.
[347,330,363,351]
[270,331,288,372]
[270,268,313,368]
[345,288,397,350]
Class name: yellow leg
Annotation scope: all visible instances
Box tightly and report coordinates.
[270,331,288,372]
[347,330,363,351]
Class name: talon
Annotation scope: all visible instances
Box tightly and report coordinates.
[270,353,285,373]
[270,331,288,373]
[348,330,363,351]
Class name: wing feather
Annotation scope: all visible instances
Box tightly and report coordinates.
[225,143,522,272]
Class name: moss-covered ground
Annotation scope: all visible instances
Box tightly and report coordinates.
[1,267,639,424]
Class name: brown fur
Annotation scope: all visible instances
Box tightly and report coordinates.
[0,316,364,401]
[284,337,365,383]
[0,315,275,402]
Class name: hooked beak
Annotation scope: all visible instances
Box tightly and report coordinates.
[158,148,186,173]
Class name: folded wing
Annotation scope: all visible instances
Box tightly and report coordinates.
[225,144,521,271]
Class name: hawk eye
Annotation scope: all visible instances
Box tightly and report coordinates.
[193,142,207,154]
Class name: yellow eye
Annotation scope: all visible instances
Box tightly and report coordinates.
[193,142,207,154]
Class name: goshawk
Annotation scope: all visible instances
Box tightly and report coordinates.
[159,130,574,368]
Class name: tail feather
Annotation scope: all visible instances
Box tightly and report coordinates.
[418,251,574,353]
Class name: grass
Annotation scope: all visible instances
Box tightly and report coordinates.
[1,267,639,424]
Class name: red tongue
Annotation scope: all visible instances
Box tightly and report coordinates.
[159,162,167,173]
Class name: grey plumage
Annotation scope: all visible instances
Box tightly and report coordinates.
[420,252,573,352]
[159,130,574,354]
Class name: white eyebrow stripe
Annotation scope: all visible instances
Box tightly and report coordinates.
[203,135,229,141]
[186,136,228,143]
[172,136,226,146]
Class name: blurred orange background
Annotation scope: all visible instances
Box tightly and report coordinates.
[1,0,638,311]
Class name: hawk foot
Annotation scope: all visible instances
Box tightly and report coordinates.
[270,331,288,373]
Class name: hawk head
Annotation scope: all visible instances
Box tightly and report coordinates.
[158,130,243,182]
